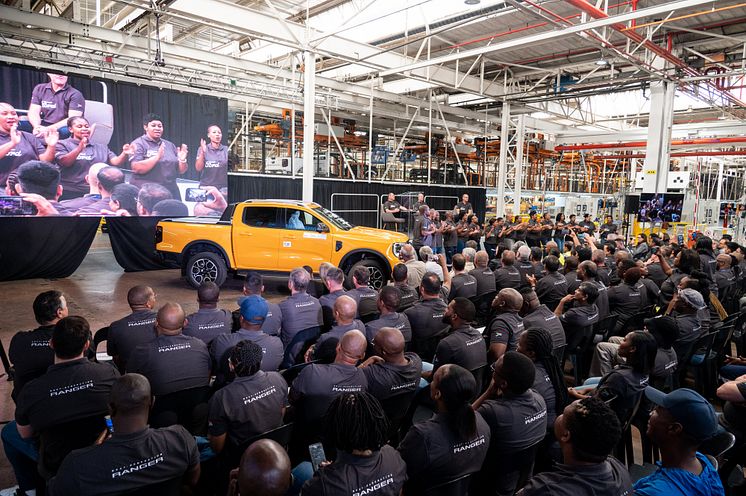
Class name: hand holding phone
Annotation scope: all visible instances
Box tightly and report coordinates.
[309,442,327,473]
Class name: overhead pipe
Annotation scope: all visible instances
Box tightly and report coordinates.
[556,136,746,152]
[564,0,746,109]
[598,150,746,159]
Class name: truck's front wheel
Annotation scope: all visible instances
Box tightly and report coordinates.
[348,259,387,291]
[185,252,227,288]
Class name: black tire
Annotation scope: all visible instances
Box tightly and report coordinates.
[348,258,388,291]
[185,252,227,288]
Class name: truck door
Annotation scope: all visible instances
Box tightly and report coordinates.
[233,205,280,270]
[276,207,333,272]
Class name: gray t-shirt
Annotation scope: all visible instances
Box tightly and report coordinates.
[477,390,547,455]
[363,353,422,401]
[522,305,566,349]
[347,286,379,318]
[289,363,368,423]
[517,457,632,496]
[433,325,487,373]
[107,310,157,370]
[404,298,449,341]
[535,272,568,308]
[183,308,232,345]
[207,371,287,445]
[210,329,284,377]
[487,312,525,352]
[470,267,497,297]
[317,320,367,346]
[278,292,323,345]
[127,334,211,396]
[449,273,478,301]
[365,312,412,343]
[494,266,522,291]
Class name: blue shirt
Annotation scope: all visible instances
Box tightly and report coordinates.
[634,452,724,496]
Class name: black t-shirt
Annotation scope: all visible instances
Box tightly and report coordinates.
[522,305,566,348]
[127,334,211,396]
[210,329,284,378]
[363,353,422,401]
[593,281,610,320]
[317,320,367,346]
[279,292,323,345]
[347,286,379,318]
[15,358,119,477]
[469,267,497,297]
[494,265,522,291]
[560,304,599,329]
[365,312,412,343]
[608,282,646,317]
[531,363,558,428]
[432,325,487,373]
[517,457,632,496]
[449,273,478,301]
[486,312,524,352]
[535,272,568,307]
[30,82,85,125]
[399,412,490,490]
[565,271,582,294]
[289,363,368,423]
[302,446,407,496]
[412,215,424,244]
[9,324,55,400]
[454,202,473,218]
[383,200,402,212]
[595,365,649,423]
[129,135,182,199]
[107,310,157,370]
[199,143,229,189]
[477,390,547,455]
[394,283,418,312]
[652,347,677,381]
[183,307,232,345]
[404,298,449,341]
[47,425,199,496]
[208,371,288,445]
[637,279,661,307]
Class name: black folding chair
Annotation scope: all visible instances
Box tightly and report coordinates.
[562,325,595,386]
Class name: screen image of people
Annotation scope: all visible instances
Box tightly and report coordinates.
[637,193,683,223]
[0,67,228,217]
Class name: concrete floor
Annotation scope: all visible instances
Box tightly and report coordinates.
[0,232,288,490]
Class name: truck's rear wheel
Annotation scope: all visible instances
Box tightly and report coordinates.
[185,252,227,288]
[348,259,387,291]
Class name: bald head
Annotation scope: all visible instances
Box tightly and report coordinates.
[592,249,605,264]
[337,330,367,363]
[373,327,405,358]
[497,288,523,312]
[475,250,489,268]
[502,250,516,266]
[334,295,357,324]
[156,303,185,334]
[717,254,732,268]
[110,373,151,416]
[238,439,291,496]
[127,285,154,308]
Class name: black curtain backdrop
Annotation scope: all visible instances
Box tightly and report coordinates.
[106,217,177,272]
[0,217,99,281]
[0,64,228,181]
[227,173,487,228]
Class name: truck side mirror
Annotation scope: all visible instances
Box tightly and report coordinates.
[317,223,329,233]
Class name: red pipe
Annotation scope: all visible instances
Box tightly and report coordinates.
[598,150,746,159]
[564,0,746,108]
[556,136,746,152]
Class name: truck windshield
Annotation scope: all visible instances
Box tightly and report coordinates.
[313,206,354,231]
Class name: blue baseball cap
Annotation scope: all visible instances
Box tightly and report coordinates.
[239,295,268,325]
[645,387,720,441]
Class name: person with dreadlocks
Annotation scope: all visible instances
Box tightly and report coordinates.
[300,392,407,496]
[398,364,490,493]
[518,397,632,495]
[517,328,568,430]
[207,340,288,455]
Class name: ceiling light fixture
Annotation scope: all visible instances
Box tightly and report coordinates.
[465,0,481,5]
[595,58,609,66]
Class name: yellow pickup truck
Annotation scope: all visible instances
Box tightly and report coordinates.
[156,199,409,289]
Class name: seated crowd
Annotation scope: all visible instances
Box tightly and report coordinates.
[3,226,746,496]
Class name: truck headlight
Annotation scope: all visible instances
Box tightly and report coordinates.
[392,242,404,258]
